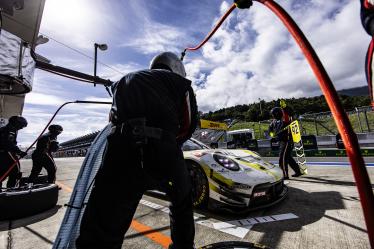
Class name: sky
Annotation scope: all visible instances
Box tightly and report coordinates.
[16,0,370,146]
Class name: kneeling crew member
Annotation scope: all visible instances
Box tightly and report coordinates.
[76,52,198,249]
[0,116,28,188]
[29,124,63,184]
[269,107,302,179]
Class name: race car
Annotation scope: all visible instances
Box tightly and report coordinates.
[182,138,288,211]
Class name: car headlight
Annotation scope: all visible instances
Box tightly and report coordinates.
[213,153,240,171]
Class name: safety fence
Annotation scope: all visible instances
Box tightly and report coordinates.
[229,106,373,139]
[299,106,373,136]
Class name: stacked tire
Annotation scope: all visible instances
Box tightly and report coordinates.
[0,184,59,220]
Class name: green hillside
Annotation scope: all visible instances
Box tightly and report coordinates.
[202,94,371,123]
[201,91,372,139]
[229,111,373,139]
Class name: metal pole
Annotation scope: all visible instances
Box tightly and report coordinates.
[364,110,371,132]
[314,116,319,136]
[94,43,98,87]
[258,121,262,139]
[18,42,24,77]
[255,1,374,246]
[259,98,263,115]
[299,120,304,135]
[356,107,363,133]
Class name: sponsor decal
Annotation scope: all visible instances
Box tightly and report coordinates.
[200,119,228,130]
[215,167,230,173]
[194,185,207,206]
[235,184,252,190]
[290,121,302,143]
[210,163,218,168]
[253,191,266,197]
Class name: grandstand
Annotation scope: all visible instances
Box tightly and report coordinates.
[56,131,100,157]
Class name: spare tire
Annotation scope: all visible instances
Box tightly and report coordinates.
[19,175,49,186]
[0,184,59,221]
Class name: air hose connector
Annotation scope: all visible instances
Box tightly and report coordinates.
[234,0,253,9]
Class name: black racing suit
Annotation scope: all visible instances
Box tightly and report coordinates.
[361,0,374,108]
[269,119,301,178]
[0,125,24,188]
[29,133,58,184]
[76,69,198,249]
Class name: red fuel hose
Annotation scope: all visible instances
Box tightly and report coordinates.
[255,0,374,246]
[181,3,237,60]
[0,101,112,183]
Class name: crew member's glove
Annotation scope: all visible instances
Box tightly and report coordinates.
[19,151,28,157]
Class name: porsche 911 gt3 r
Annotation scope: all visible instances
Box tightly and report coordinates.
[182,139,288,211]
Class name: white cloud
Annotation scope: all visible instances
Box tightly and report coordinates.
[121,21,186,54]
[118,1,187,54]
[185,0,371,112]
[18,104,111,147]
[40,0,116,50]
[25,92,65,106]
[99,63,142,81]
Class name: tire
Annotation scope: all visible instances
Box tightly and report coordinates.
[19,175,49,186]
[200,241,270,249]
[186,161,209,208]
[0,184,59,220]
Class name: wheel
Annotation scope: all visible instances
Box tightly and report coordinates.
[186,161,209,208]
[200,241,270,249]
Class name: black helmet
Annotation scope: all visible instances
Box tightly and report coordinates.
[49,124,63,133]
[150,52,186,77]
[270,107,283,120]
[8,116,28,129]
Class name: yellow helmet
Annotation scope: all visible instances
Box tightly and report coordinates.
[280,99,287,109]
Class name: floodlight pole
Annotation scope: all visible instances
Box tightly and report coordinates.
[93,43,108,87]
[94,44,98,87]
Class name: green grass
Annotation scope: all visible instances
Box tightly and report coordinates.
[229,111,374,139]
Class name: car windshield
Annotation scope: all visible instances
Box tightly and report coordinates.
[182,139,210,151]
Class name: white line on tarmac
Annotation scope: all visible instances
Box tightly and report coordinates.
[139,199,298,239]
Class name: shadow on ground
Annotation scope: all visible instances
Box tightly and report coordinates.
[0,205,62,231]
[252,187,349,248]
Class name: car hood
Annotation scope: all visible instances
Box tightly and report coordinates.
[184,149,282,183]
[211,149,276,169]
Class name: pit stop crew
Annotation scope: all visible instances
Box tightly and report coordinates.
[361,0,374,108]
[0,116,28,189]
[76,52,198,249]
[28,124,63,184]
[269,107,302,179]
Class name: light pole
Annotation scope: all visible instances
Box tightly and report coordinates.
[258,98,263,115]
[94,43,108,87]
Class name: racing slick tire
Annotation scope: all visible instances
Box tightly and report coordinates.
[0,184,59,220]
[186,161,209,208]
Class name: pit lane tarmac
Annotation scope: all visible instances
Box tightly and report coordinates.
[0,157,373,249]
